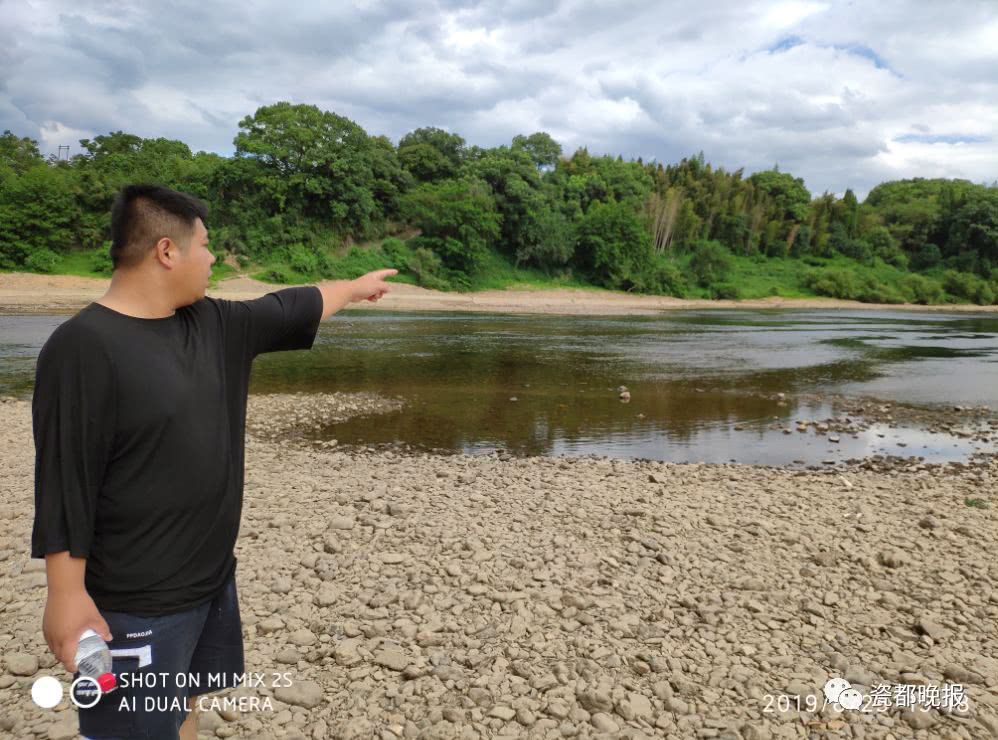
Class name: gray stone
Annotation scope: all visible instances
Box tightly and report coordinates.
[665,697,689,714]
[374,647,408,671]
[878,550,908,568]
[901,707,937,730]
[546,700,570,719]
[5,653,37,676]
[591,713,619,732]
[287,629,316,646]
[577,685,613,713]
[334,638,362,667]
[274,680,323,709]
[916,617,950,640]
[516,707,536,726]
[615,692,652,721]
[197,709,225,732]
[47,721,78,740]
[315,584,339,607]
[488,705,516,721]
[257,617,285,634]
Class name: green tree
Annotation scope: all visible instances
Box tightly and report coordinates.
[511,132,562,168]
[401,177,500,275]
[398,142,455,182]
[234,102,380,236]
[947,194,998,274]
[398,127,465,182]
[0,130,44,174]
[574,200,655,290]
[0,164,76,268]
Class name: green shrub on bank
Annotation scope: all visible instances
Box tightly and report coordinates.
[406,246,451,290]
[709,282,741,299]
[942,270,996,305]
[689,240,732,287]
[900,274,944,304]
[379,237,409,269]
[89,244,113,274]
[255,267,294,284]
[804,268,905,304]
[23,247,59,273]
[286,243,322,276]
[649,258,688,297]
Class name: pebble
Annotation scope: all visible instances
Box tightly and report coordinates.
[274,681,324,709]
[916,617,950,640]
[489,705,516,721]
[919,514,940,529]
[591,713,619,732]
[5,654,37,676]
[0,395,992,739]
[374,647,408,671]
[901,706,938,729]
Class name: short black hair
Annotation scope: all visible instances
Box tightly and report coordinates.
[109,184,209,269]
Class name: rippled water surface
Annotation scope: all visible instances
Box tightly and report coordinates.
[3,308,996,464]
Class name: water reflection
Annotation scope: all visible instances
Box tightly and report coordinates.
[3,308,995,464]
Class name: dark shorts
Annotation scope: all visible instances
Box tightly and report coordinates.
[74,570,244,740]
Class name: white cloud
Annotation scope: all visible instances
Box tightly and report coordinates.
[1,0,996,197]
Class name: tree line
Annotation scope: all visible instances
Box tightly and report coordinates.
[2,101,997,304]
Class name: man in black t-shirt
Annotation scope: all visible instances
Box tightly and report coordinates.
[32,184,396,739]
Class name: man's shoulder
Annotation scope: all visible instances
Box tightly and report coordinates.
[37,307,115,366]
[44,306,108,344]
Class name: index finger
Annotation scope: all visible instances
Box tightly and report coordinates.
[372,269,398,279]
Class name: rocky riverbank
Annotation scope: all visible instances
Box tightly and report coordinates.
[1,395,996,739]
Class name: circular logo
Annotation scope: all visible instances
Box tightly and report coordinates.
[31,676,63,708]
[69,676,102,709]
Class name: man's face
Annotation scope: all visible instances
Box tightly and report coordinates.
[174,218,215,303]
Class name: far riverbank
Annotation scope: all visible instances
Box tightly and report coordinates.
[2,272,997,316]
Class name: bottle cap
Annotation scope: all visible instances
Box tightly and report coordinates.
[97,672,117,693]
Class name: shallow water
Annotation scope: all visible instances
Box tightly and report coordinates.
[3,308,996,465]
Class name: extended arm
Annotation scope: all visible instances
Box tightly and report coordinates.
[315,269,398,321]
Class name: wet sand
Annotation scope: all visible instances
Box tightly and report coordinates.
[1,395,996,739]
[1,272,996,317]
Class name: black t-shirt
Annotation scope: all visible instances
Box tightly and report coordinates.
[31,286,324,616]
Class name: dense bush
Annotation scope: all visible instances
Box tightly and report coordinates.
[90,245,114,274]
[24,247,59,273]
[573,200,655,291]
[804,269,904,304]
[943,270,996,305]
[406,246,451,291]
[689,240,733,287]
[900,274,944,304]
[709,282,741,299]
[648,258,688,297]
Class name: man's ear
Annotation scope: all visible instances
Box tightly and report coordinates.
[154,237,176,269]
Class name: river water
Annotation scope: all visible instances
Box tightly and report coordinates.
[2,308,996,465]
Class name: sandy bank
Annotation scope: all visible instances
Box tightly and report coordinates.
[1,271,996,316]
[1,395,996,739]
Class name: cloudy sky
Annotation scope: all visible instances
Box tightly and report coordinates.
[2,0,996,197]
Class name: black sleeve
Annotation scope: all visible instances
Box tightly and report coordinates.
[31,325,117,559]
[218,286,324,358]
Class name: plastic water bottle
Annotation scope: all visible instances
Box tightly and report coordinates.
[75,629,117,694]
